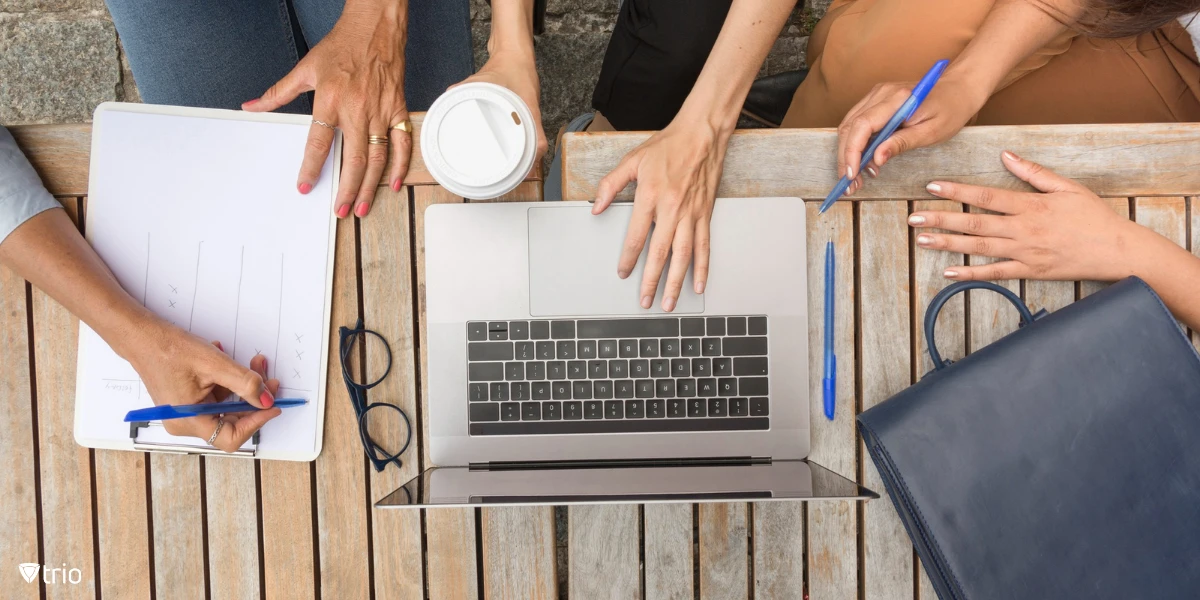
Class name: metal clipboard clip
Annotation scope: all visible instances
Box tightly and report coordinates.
[128,421,259,457]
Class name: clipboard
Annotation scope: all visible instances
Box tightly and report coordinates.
[73,103,341,461]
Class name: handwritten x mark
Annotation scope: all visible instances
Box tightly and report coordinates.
[167,300,177,308]
[294,333,304,343]
[168,284,178,294]
[295,350,305,360]
[293,369,302,380]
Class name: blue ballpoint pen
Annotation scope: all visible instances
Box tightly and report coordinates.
[818,59,950,214]
[823,240,836,420]
[124,398,308,422]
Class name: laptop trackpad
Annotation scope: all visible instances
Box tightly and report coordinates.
[527,204,703,317]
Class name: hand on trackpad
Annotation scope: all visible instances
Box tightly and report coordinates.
[527,204,704,317]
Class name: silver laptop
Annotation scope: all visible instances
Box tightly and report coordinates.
[377,198,874,508]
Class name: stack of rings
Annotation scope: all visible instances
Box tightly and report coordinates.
[368,135,389,146]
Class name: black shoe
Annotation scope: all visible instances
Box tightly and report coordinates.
[741,69,808,128]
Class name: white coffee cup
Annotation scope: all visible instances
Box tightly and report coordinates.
[421,82,537,200]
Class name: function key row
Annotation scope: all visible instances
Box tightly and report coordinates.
[468,337,767,362]
[469,397,770,422]
[466,316,767,341]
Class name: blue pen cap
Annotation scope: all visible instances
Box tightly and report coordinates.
[910,60,950,105]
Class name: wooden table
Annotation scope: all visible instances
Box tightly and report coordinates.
[4,119,1198,599]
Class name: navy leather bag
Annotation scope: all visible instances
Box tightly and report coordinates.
[858,277,1200,600]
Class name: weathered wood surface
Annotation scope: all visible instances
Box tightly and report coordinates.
[569,504,640,599]
[643,503,694,600]
[699,502,748,599]
[562,123,1200,202]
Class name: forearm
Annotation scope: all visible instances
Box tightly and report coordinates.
[0,209,156,361]
[945,0,1077,100]
[488,0,536,57]
[1127,228,1200,332]
[676,0,796,134]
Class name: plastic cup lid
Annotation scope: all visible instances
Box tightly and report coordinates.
[421,82,537,200]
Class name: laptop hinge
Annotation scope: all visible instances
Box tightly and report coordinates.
[469,456,771,471]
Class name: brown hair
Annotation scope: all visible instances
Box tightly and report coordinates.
[1027,0,1200,38]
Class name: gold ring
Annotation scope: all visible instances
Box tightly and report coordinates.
[368,135,390,145]
[391,119,412,133]
[312,119,336,130]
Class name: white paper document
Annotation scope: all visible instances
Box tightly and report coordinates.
[74,104,338,461]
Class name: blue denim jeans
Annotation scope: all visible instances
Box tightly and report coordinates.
[105,0,473,114]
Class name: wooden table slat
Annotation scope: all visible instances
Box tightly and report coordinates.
[751,502,803,599]
[150,453,206,596]
[805,201,858,600]
[568,504,640,599]
[858,201,915,600]
[698,503,748,600]
[643,503,694,600]
[93,449,152,599]
[204,456,260,600]
[360,186,425,599]
[483,507,557,600]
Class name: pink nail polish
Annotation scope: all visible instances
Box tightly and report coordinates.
[243,98,259,107]
[391,179,402,191]
[260,391,275,408]
[214,341,223,351]
[336,204,351,218]
[355,203,369,217]
[298,182,312,194]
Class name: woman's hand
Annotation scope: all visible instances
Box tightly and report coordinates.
[243,2,410,219]
[128,323,282,452]
[592,120,728,312]
[451,49,547,161]
[837,74,988,195]
[910,151,1155,282]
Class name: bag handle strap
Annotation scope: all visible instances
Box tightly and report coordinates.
[924,281,1044,372]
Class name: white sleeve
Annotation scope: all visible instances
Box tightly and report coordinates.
[0,125,60,244]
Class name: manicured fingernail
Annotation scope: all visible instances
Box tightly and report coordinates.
[908,215,926,225]
[243,98,259,106]
[846,166,854,179]
[214,341,223,351]
[926,183,942,194]
[917,234,933,245]
[640,295,652,309]
[355,202,369,217]
[298,182,312,194]
[695,281,706,294]
[618,269,630,279]
[944,269,959,278]
[879,150,891,164]
[391,179,402,191]
[1003,151,1020,162]
[260,390,275,408]
[336,204,351,218]
[866,166,878,178]
[663,297,676,312]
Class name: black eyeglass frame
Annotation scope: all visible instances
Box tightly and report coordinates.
[339,318,412,473]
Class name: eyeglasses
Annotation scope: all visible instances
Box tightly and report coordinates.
[338,318,412,473]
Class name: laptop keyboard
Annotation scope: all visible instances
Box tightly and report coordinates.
[465,316,770,436]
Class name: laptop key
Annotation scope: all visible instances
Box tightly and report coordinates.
[619,339,638,358]
[609,359,629,378]
[625,399,644,418]
[490,382,509,401]
[573,381,593,400]
[630,359,650,378]
[749,397,769,416]
[536,341,555,360]
[656,379,675,398]
[688,399,707,418]
[509,321,530,340]
[552,381,571,400]
[563,401,583,420]
[733,356,768,376]
[470,403,499,421]
[579,340,597,359]
[718,378,736,396]
[723,336,768,356]
[667,399,686,418]
[605,400,624,419]
[578,318,679,339]
[660,338,680,357]
[681,338,701,357]
[468,342,513,361]
[708,398,728,417]
[677,378,696,397]
[505,362,524,381]
[697,379,717,397]
[713,357,733,377]
[547,361,567,380]
[730,397,748,416]
[512,382,530,401]
[702,338,721,356]
[692,358,711,376]
[681,317,705,337]
[514,341,534,361]
[551,320,576,339]
[635,380,655,398]
[568,361,587,379]
[748,316,767,335]
[589,360,608,379]
[706,317,726,336]
[469,383,488,402]
[488,322,508,341]
[521,402,541,420]
[501,402,520,421]
[646,399,665,418]
[640,339,659,358]
[467,322,488,341]
[594,380,613,399]
[671,358,690,377]
[727,317,747,336]
[543,401,562,420]
[651,359,670,378]
[584,401,603,419]
[739,377,769,396]
[598,340,618,358]
[527,361,546,380]
[557,340,577,360]
[530,320,550,340]
[532,382,551,400]
[468,362,504,381]
[470,417,771,436]
[615,380,635,398]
